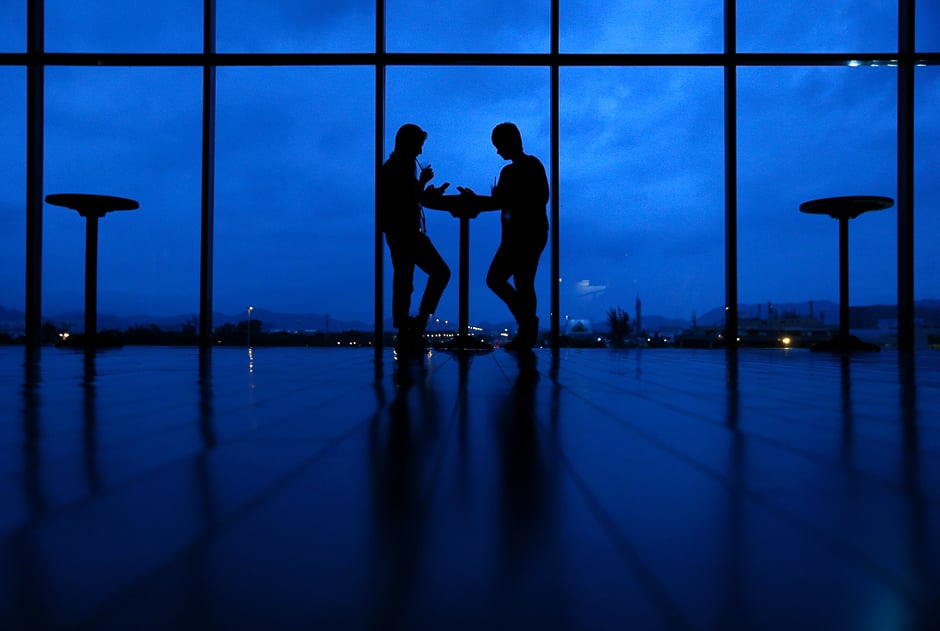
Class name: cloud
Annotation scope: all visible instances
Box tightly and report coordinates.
[387,0,549,53]
[560,0,722,53]
[219,0,374,52]
[737,0,897,52]
[45,0,201,52]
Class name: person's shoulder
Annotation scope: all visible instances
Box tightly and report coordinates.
[526,153,545,166]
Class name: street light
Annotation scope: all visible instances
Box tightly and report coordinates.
[247,306,254,347]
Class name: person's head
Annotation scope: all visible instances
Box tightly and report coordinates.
[393,123,427,158]
[491,122,523,160]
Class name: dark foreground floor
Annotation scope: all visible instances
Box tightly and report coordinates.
[1,345,938,630]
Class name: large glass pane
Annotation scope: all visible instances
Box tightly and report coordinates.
[738,67,897,345]
[561,0,722,53]
[919,3,940,51]
[219,0,374,53]
[215,67,374,333]
[45,0,201,52]
[0,69,25,337]
[0,1,25,52]
[738,1,896,53]
[385,66,550,337]
[915,67,940,345]
[560,67,724,343]
[43,68,202,332]
[387,1,548,53]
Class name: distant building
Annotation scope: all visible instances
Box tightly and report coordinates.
[565,319,593,336]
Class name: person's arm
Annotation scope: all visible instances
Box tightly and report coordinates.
[420,183,454,210]
[438,186,499,219]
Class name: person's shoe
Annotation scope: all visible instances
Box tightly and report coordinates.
[394,317,428,353]
[525,317,540,346]
[504,317,539,350]
[394,331,422,353]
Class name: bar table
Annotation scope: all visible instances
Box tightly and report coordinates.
[46,193,139,348]
[425,196,493,352]
[799,195,893,352]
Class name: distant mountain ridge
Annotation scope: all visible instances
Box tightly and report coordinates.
[0,306,370,335]
[2,299,939,335]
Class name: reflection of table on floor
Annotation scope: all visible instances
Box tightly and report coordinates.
[427,197,492,352]
[800,195,893,352]
[46,193,139,348]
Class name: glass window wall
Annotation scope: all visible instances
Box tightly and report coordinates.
[0,1,25,52]
[3,1,938,346]
[561,0,722,53]
[738,0,896,53]
[385,66,550,333]
[915,68,940,326]
[215,67,374,331]
[919,3,940,51]
[45,0,201,52]
[560,67,724,337]
[0,69,25,327]
[387,1,548,53]
[737,66,897,332]
[218,0,374,53]
[43,67,202,331]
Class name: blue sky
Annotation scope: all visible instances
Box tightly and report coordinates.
[1,1,938,328]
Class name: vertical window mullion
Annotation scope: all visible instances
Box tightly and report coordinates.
[897,0,915,350]
[25,0,43,347]
[199,0,217,347]
[724,0,738,346]
[375,0,386,352]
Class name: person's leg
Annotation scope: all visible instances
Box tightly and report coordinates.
[413,234,450,332]
[512,233,547,326]
[387,235,416,331]
[486,241,522,322]
[505,233,546,348]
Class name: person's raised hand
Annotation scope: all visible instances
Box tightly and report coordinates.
[419,164,434,185]
[426,182,449,194]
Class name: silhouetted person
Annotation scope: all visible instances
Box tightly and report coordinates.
[380,124,452,351]
[457,123,548,349]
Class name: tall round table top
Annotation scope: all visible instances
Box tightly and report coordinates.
[46,193,139,218]
[799,195,894,220]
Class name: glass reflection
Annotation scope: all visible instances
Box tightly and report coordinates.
[367,353,439,627]
[8,348,49,627]
[492,351,564,613]
[81,350,102,496]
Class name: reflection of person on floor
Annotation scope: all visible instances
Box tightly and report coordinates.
[455,123,549,349]
[380,124,452,351]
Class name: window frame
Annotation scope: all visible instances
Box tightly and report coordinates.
[3,0,935,349]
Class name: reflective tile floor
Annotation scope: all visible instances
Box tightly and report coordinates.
[1,346,939,630]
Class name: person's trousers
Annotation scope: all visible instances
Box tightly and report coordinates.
[485,230,547,326]
[387,232,451,329]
